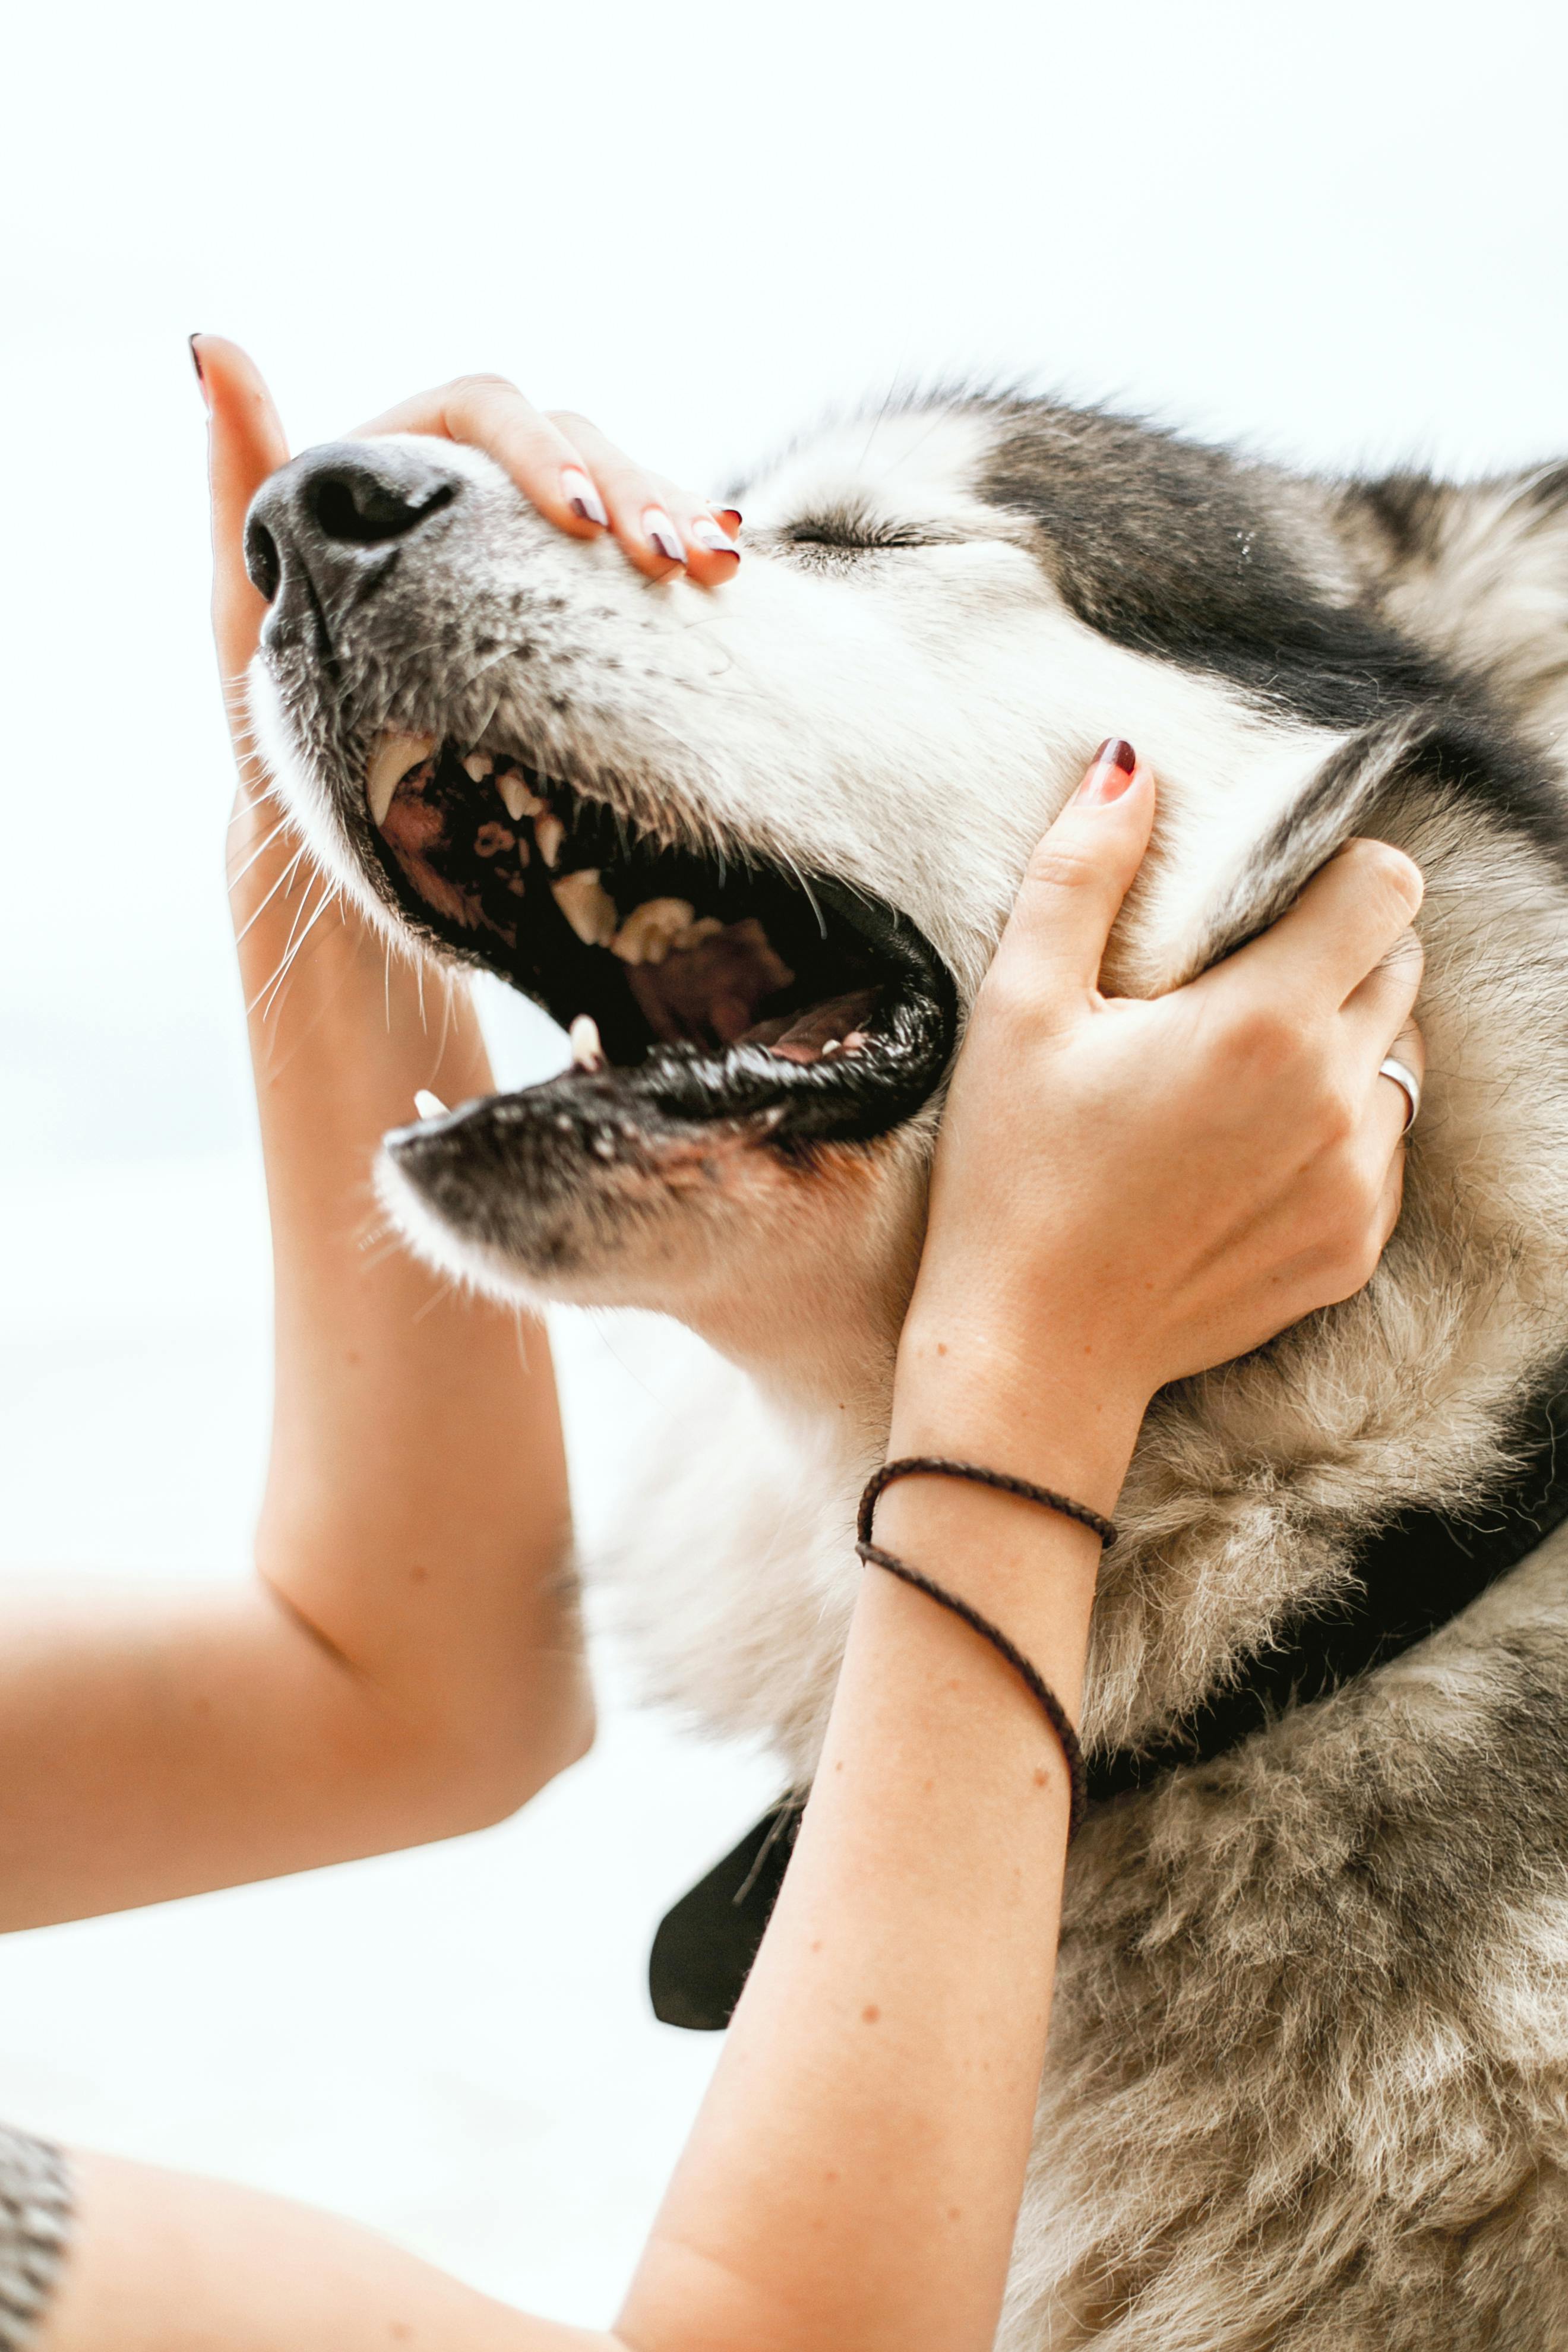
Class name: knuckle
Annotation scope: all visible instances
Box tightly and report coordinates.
[1316,1083,1359,1149]
[1024,841,1102,896]
[1387,925,1425,981]
[1222,998,1296,1072]
[445,371,523,411]
[1345,836,1424,916]
[973,959,1041,1034]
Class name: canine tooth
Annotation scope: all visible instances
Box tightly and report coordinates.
[366,731,435,828]
[461,751,494,782]
[413,1089,448,1120]
[821,1039,842,1056]
[610,897,697,966]
[552,868,618,947]
[499,770,546,823]
[569,1014,605,1070]
[535,812,565,867]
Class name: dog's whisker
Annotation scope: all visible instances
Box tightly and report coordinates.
[253,873,341,1020]
[233,843,313,944]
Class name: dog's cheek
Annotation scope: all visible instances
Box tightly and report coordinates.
[668,1134,932,1373]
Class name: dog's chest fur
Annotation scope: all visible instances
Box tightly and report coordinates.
[596,435,1568,2345]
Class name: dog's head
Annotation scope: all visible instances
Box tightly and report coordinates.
[245,394,1356,1387]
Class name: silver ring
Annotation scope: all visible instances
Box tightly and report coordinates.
[1379,1056,1421,1133]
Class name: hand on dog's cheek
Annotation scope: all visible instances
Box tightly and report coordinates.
[891,749,1424,1528]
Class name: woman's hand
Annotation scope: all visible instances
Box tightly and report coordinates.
[353,372,741,582]
[894,738,1424,1501]
[195,336,739,911]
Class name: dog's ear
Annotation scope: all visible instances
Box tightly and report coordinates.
[1155,711,1519,989]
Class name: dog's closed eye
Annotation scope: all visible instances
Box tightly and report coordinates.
[783,504,939,558]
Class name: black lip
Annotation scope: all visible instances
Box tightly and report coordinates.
[363,743,958,1146]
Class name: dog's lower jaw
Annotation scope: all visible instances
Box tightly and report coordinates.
[376,1104,931,1446]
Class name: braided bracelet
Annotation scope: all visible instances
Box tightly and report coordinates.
[855,1456,1117,1840]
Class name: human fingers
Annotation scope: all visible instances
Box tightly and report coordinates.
[979,739,1156,1025]
[1348,1063,1416,1299]
[1340,925,1424,1060]
[1367,1016,1425,1155]
[1317,1016,1422,1310]
[547,410,739,584]
[192,336,289,699]
[1223,837,1424,1011]
[352,375,611,542]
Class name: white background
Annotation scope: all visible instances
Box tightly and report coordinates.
[2,0,1566,2323]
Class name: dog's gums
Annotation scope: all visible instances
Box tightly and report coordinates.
[364,731,957,1151]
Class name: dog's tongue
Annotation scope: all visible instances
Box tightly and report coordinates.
[744,989,878,1063]
[626,916,795,1046]
[626,916,876,1061]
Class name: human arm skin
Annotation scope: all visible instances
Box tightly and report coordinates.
[0,346,618,1928]
[39,716,1422,2349]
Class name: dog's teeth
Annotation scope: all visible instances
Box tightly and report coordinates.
[366,731,435,829]
[569,1013,605,1071]
[610,897,697,966]
[552,868,618,947]
[461,751,494,782]
[674,915,724,951]
[413,1089,448,1120]
[535,812,565,867]
[821,1039,842,1057]
[499,770,546,823]
[592,1134,615,1160]
[840,1030,869,1052]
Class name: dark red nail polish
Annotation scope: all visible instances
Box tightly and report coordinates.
[717,508,742,530]
[188,334,210,411]
[568,497,590,522]
[1077,737,1140,805]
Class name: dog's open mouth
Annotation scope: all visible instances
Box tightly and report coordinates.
[365,732,956,1145]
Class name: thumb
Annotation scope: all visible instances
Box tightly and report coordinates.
[1001,739,1156,1011]
[192,335,289,713]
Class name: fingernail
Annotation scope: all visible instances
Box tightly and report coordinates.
[561,467,608,528]
[643,508,685,564]
[1077,737,1137,804]
[188,333,210,411]
[716,508,742,532]
[690,516,741,559]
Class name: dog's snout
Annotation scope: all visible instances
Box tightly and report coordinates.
[297,444,460,549]
[244,441,463,606]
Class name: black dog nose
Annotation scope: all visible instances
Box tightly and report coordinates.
[245,441,463,604]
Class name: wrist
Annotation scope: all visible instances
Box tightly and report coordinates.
[889,1311,1150,1523]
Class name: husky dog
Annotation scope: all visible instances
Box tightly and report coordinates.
[245,392,1568,2346]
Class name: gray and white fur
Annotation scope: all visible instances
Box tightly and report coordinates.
[248,388,1568,2345]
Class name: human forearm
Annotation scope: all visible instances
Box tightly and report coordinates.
[236,790,585,1774]
[0,1563,580,1933]
[618,1376,1118,2352]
